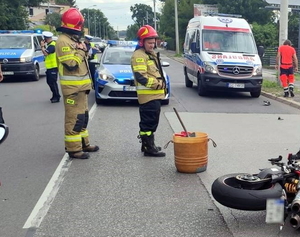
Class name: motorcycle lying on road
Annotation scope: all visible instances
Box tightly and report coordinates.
[0,123,9,144]
[212,151,300,229]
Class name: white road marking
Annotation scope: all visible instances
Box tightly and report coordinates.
[23,103,97,229]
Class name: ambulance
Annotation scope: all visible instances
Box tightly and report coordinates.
[0,30,46,81]
[183,13,264,97]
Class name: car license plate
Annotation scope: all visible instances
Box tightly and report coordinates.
[123,86,136,91]
[228,83,245,88]
[3,71,14,75]
[265,198,284,224]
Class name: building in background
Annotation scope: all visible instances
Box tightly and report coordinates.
[28,1,70,26]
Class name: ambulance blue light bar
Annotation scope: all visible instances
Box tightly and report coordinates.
[107,40,138,47]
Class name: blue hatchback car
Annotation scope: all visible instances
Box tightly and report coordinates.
[94,41,170,105]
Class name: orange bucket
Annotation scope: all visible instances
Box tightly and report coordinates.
[173,132,208,173]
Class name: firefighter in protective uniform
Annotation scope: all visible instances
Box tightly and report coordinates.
[55,8,99,159]
[131,25,166,157]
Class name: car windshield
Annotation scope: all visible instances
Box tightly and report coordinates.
[0,35,32,49]
[202,30,257,54]
[102,48,134,65]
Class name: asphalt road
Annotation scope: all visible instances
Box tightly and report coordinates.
[1,54,300,237]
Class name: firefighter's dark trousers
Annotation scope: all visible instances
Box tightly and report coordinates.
[46,68,60,99]
[64,91,90,152]
[139,100,161,134]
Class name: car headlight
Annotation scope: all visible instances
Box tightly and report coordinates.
[203,62,217,74]
[253,65,262,76]
[98,67,115,81]
[20,56,31,62]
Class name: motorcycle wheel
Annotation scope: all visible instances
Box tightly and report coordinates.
[211,173,283,210]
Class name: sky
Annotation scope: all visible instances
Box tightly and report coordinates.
[75,0,163,31]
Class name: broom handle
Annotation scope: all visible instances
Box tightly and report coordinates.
[173,107,189,137]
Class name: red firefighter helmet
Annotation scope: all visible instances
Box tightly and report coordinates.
[137,25,158,46]
[61,8,84,32]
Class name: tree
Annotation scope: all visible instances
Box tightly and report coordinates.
[55,0,75,6]
[126,24,140,41]
[201,0,274,25]
[44,12,62,31]
[130,3,155,28]
[251,22,278,48]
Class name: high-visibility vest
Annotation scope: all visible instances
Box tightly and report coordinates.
[45,41,57,69]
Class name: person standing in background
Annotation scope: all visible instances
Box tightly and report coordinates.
[131,25,166,157]
[41,31,61,103]
[276,39,299,97]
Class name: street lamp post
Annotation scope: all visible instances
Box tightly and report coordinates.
[153,0,156,30]
[174,0,179,55]
[88,5,96,35]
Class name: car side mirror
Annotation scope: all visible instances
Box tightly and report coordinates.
[161,61,170,67]
[191,42,200,54]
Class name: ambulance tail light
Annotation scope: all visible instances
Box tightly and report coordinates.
[203,62,217,74]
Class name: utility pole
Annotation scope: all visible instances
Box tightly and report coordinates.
[279,0,289,46]
[174,0,179,54]
[153,0,157,30]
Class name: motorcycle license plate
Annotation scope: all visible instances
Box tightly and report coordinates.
[265,199,284,224]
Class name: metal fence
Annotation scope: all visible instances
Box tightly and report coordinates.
[261,47,300,68]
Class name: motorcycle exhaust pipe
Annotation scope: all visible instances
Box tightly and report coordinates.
[290,214,300,229]
[291,191,300,213]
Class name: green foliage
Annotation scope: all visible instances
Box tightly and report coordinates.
[55,0,75,6]
[130,3,155,28]
[44,12,62,31]
[288,12,300,49]
[80,9,116,39]
[126,24,140,41]
[251,22,278,47]
[201,0,274,25]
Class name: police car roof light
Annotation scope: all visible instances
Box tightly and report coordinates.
[107,40,138,47]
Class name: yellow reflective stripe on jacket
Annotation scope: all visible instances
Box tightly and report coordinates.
[80,130,89,138]
[45,41,57,69]
[132,65,147,71]
[60,79,91,86]
[147,60,154,66]
[60,74,90,81]
[65,135,81,142]
[58,54,75,62]
[137,89,164,94]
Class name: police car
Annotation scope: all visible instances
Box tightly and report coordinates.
[94,40,170,105]
[0,30,46,81]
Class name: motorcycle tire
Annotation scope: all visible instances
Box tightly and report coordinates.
[211,173,283,211]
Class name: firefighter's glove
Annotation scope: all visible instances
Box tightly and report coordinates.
[157,79,166,90]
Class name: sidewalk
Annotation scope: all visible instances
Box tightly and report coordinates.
[158,48,300,110]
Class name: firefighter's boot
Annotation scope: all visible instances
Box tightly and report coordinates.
[140,135,165,157]
[289,87,295,97]
[83,145,99,152]
[68,151,90,159]
[139,134,161,152]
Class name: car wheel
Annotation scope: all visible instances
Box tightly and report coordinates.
[197,76,207,96]
[32,65,40,81]
[184,69,193,88]
[250,89,261,98]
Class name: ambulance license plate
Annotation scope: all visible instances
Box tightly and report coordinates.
[265,198,284,224]
[123,86,136,91]
[3,71,14,75]
[228,83,245,88]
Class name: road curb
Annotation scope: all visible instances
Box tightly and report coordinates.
[163,53,300,110]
